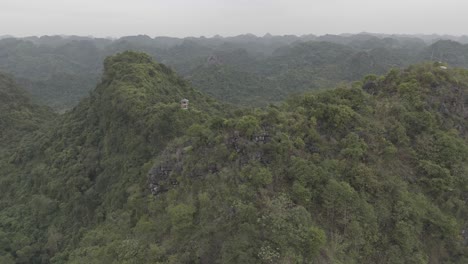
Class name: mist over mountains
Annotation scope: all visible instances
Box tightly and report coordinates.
[2,33,468,111]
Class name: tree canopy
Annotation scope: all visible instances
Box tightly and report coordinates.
[0,52,467,263]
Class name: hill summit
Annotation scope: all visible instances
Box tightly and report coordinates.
[0,54,467,263]
[0,51,222,264]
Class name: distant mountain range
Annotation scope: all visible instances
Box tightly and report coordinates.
[1,33,468,110]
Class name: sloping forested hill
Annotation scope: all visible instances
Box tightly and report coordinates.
[0,51,223,264]
[0,53,467,263]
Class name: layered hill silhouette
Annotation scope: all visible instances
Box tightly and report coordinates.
[3,34,468,110]
[0,52,467,263]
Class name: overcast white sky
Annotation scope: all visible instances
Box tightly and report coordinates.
[1,0,467,37]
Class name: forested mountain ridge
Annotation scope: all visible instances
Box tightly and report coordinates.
[2,34,468,110]
[0,51,223,264]
[0,51,467,263]
[125,62,468,263]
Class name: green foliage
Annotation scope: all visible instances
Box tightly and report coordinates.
[168,203,196,235]
[240,162,273,187]
[235,115,261,137]
[1,54,468,264]
[340,132,368,160]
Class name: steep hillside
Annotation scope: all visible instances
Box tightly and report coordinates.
[0,52,224,264]
[1,53,467,264]
[73,62,465,264]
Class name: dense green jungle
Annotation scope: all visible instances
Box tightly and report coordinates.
[0,34,467,264]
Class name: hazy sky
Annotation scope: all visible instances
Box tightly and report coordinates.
[1,0,467,37]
